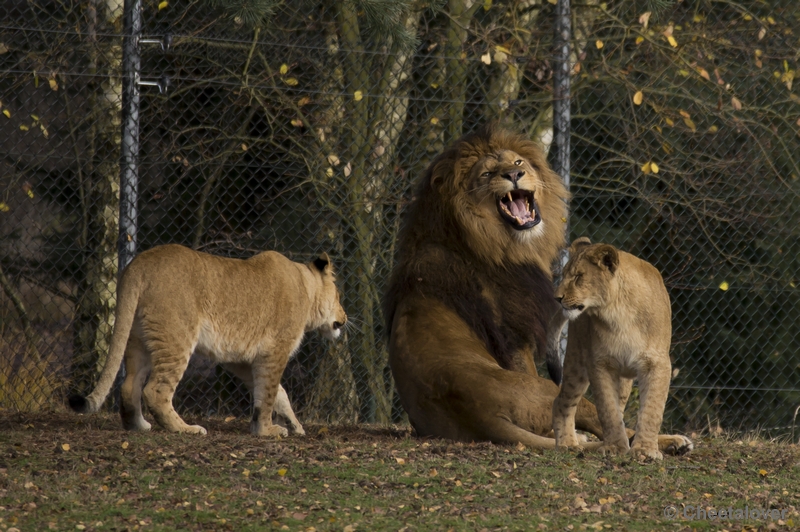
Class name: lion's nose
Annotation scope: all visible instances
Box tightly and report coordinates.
[555,296,563,303]
[502,169,525,184]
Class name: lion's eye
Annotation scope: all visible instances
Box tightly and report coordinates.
[514,160,523,166]
[481,171,492,178]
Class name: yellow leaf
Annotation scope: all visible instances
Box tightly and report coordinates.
[3,109,10,118]
[0,203,9,212]
[31,114,39,121]
[277,468,288,476]
[759,469,767,476]
[678,70,690,77]
[279,64,288,75]
[638,12,651,29]
[430,117,439,125]
[19,124,29,131]
[595,40,603,49]
[61,443,70,451]
[40,124,49,138]
[641,162,652,174]
[662,142,673,154]
[650,162,659,173]
[697,68,710,81]
[480,52,492,65]
[240,144,247,151]
[327,154,340,166]
[665,117,674,126]
[430,82,439,89]
[49,77,58,91]
[719,281,729,291]
[708,125,718,133]
[731,96,742,110]
[767,16,775,25]
[743,14,752,21]
[284,78,298,86]
[353,90,363,101]
[297,96,311,106]
[290,118,303,127]
[683,117,696,132]
[158,0,168,10]
[635,36,644,45]
[667,35,678,48]
[325,167,334,177]
[121,442,129,449]
[633,91,643,105]
[679,110,691,118]
[547,0,556,4]
[483,0,491,10]
[395,457,406,464]
[495,45,511,55]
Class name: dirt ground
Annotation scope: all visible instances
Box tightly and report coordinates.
[1,410,799,531]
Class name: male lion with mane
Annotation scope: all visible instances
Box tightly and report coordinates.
[384,125,691,453]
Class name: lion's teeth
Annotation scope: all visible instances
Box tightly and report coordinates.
[506,192,512,202]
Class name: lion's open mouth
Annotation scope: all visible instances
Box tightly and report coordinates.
[496,189,541,230]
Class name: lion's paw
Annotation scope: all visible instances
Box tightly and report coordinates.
[631,445,663,461]
[598,443,627,457]
[659,434,694,456]
[181,424,208,435]
[257,424,289,439]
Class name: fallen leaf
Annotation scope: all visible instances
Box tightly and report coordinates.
[279,64,288,75]
[731,96,742,110]
[759,469,767,477]
[225,416,236,422]
[395,457,406,465]
[490,471,501,478]
[277,468,288,476]
[719,281,729,291]
[290,118,303,127]
[48,77,58,91]
[3,109,10,118]
[61,443,70,451]
[758,26,766,40]
[121,441,129,449]
[635,36,644,45]
[297,96,311,106]
[353,90,363,101]
[667,35,678,48]
[633,91,643,105]
[0,203,9,212]
[481,52,492,65]
[595,40,603,49]
[683,117,696,132]
[284,77,298,86]
[327,154,340,166]
[697,68,710,81]
[158,0,168,9]
[638,11,651,29]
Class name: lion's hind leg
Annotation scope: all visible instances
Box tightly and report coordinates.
[143,333,207,435]
[120,333,152,431]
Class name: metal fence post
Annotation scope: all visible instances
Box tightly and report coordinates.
[116,0,142,401]
[553,0,572,368]
[120,0,141,273]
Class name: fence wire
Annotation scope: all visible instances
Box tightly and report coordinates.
[1,0,799,434]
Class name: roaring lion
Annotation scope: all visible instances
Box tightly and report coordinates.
[384,125,690,453]
[552,238,693,459]
[69,244,347,437]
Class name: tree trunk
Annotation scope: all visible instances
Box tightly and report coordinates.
[71,0,123,398]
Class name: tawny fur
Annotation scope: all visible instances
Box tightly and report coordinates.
[385,125,604,449]
[551,238,693,459]
[69,244,346,438]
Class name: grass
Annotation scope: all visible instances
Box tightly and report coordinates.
[0,412,798,531]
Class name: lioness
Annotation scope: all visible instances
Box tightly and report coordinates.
[551,238,692,459]
[69,244,347,438]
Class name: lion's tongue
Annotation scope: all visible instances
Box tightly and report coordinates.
[509,198,534,222]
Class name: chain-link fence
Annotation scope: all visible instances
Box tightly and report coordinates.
[1,0,799,434]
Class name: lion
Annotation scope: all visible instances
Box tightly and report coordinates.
[384,124,692,454]
[69,244,347,438]
[551,238,692,459]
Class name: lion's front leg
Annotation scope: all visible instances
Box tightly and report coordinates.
[250,348,292,439]
[589,364,629,456]
[630,357,671,460]
[552,348,590,449]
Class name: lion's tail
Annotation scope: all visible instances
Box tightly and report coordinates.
[68,263,141,414]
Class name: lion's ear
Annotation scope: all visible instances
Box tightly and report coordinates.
[587,244,619,274]
[312,252,332,274]
[569,237,592,254]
